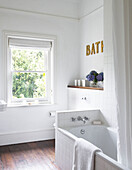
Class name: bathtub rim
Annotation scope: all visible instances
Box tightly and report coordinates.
[96,152,129,170]
[57,128,77,142]
[63,124,118,134]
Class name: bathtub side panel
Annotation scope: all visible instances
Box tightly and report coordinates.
[95,154,124,170]
[55,130,75,170]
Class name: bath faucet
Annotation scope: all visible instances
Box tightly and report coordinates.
[71,117,76,122]
[77,116,89,124]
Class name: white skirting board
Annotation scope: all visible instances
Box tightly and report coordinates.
[0,128,55,146]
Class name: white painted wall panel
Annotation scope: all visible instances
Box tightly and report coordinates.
[0,8,79,144]
[68,1,117,128]
[79,7,104,77]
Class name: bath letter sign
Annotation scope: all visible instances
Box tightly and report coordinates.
[86,40,104,56]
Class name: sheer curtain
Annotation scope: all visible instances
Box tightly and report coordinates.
[104,0,132,169]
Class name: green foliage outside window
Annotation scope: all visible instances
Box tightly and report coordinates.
[11,48,47,99]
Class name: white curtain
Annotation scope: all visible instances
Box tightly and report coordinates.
[104,0,132,169]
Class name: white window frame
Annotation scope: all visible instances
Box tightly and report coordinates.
[3,31,56,107]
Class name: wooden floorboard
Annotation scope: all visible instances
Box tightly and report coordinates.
[0,140,60,170]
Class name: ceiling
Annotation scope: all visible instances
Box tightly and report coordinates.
[61,0,80,3]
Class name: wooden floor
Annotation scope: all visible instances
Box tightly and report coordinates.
[0,140,60,170]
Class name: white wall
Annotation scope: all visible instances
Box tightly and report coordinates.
[0,1,80,145]
[79,7,104,76]
[68,0,117,128]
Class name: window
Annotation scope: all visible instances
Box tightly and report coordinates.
[5,32,55,106]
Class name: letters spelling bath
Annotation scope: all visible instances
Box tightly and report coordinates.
[86,41,104,56]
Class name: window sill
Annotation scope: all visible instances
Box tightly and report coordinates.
[7,102,54,108]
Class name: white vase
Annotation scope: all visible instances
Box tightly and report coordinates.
[90,81,98,87]
[97,81,104,88]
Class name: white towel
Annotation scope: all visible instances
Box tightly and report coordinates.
[72,138,101,170]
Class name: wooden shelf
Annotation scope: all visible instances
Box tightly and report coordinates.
[67,85,104,90]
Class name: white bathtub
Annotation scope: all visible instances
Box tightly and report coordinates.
[56,125,127,170]
[65,125,117,160]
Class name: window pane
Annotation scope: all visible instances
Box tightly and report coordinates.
[12,72,47,99]
[11,47,48,71]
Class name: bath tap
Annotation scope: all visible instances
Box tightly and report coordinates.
[77,116,89,124]
[71,117,76,122]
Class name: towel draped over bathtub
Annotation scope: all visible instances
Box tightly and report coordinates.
[72,138,101,170]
